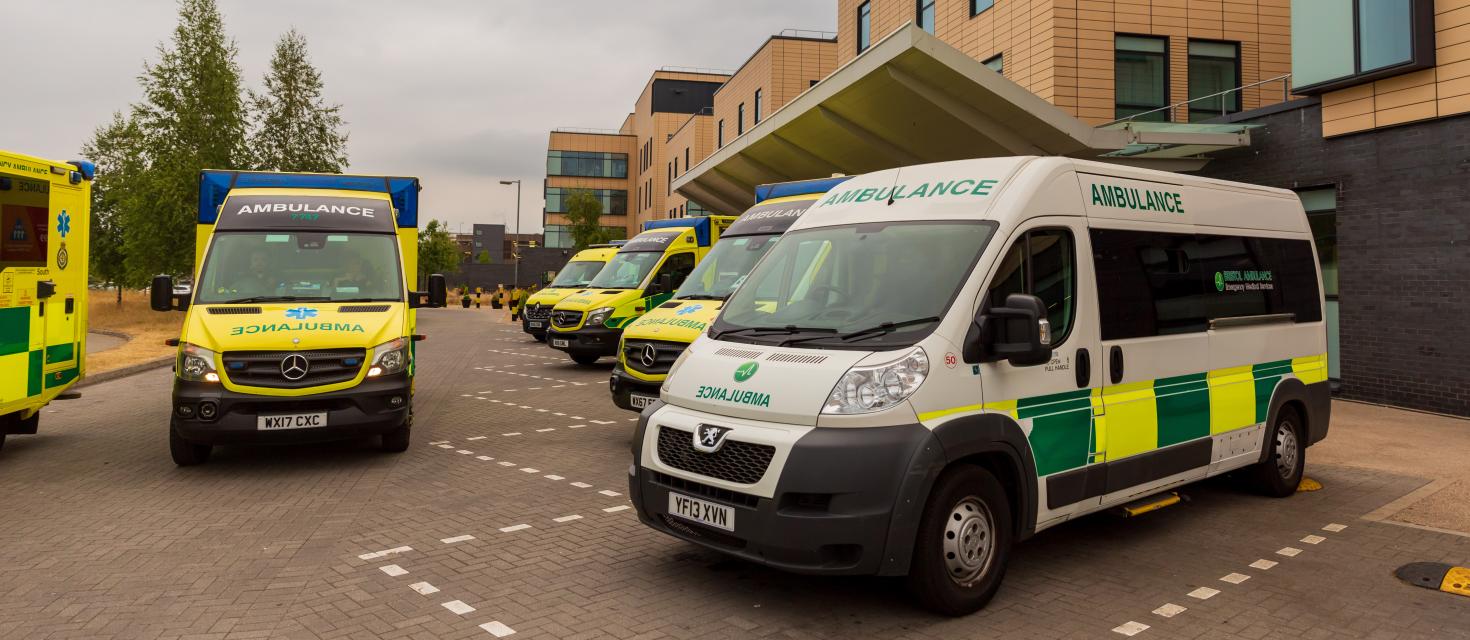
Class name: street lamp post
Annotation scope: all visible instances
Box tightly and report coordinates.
[499,179,522,286]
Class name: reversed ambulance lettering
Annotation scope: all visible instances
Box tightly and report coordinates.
[695,385,771,407]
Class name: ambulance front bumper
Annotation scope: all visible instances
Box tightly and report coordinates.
[547,324,622,358]
[170,375,411,445]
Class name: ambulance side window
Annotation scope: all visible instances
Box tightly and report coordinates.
[651,252,695,293]
[987,229,1076,345]
[0,175,51,268]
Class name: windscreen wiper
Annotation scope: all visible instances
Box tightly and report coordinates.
[221,295,331,304]
[834,316,943,343]
[714,325,836,341]
[676,294,727,301]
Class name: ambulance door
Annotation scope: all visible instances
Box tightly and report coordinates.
[0,169,52,404]
[645,251,695,308]
[41,181,84,377]
[976,218,1103,525]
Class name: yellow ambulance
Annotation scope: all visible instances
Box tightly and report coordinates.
[609,177,850,412]
[521,243,621,342]
[151,170,447,465]
[0,150,93,451]
[547,216,734,365]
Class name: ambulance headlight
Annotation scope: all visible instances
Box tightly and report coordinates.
[178,343,219,383]
[369,337,410,376]
[822,347,928,415]
[586,306,615,327]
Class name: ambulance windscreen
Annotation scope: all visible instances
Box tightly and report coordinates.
[214,194,396,233]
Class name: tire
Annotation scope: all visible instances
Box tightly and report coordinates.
[571,353,600,366]
[906,465,1014,616]
[381,415,411,453]
[533,333,547,343]
[169,425,212,466]
[1247,406,1305,497]
[0,433,6,452]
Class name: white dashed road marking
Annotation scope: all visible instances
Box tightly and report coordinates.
[479,621,517,637]
[1300,534,1326,545]
[1322,523,1347,532]
[409,581,440,595]
[1249,559,1278,570]
[499,524,531,533]
[442,600,475,615]
[358,545,411,560]
[544,474,564,480]
[598,490,621,497]
[1276,547,1302,557]
[603,505,630,513]
[1220,573,1250,584]
[1112,621,1149,636]
[441,534,475,544]
[553,515,583,523]
[1152,603,1186,618]
[1187,586,1219,600]
[380,564,408,577]
[570,482,591,488]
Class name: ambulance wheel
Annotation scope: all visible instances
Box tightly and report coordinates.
[169,426,212,466]
[533,334,547,343]
[571,353,600,366]
[0,434,5,451]
[381,416,411,453]
[906,465,1013,616]
[1249,406,1305,497]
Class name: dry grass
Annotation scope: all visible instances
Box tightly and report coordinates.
[87,290,181,374]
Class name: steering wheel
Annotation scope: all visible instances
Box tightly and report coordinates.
[805,286,858,321]
[807,285,849,305]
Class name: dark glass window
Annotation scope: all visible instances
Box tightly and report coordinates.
[989,229,1077,345]
[971,0,995,16]
[717,120,725,147]
[1092,228,1321,340]
[858,1,872,53]
[546,151,628,179]
[737,103,745,135]
[754,89,763,125]
[1360,0,1414,71]
[917,0,936,33]
[1188,40,1240,121]
[1292,0,1432,94]
[983,53,1004,75]
[653,252,697,293]
[1115,35,1169,122]
[543,188,628,215]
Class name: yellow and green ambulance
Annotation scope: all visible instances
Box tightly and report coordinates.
[547,216,734,365]
[0,150,93,451]
[521,243,621,342]
[609,177,850,412]
[151,170,447,466]
[630,157,1330,615]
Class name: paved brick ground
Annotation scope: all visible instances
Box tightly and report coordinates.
[1,308,1466,639]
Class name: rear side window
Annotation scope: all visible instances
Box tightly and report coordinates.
[0,174,50,268]
[1091,228,1321,340]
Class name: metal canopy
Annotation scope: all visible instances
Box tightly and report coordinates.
[674,24,1253,213]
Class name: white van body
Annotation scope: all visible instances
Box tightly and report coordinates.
[628,156,1329,614]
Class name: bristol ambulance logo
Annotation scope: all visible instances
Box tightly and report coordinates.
[733,361,759,383]
[693,425,732,453]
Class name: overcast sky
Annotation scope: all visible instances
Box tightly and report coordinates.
[6,1,834,234]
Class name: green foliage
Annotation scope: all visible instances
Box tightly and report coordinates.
[565,189,611,251]
[417,219,461,284]
[81,113,148,297]
[475,249,492,264]
[248,29,349,173]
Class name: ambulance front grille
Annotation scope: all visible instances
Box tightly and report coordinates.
[622,339,685,375]
[656,426,774,486]
[551,310,583,328]
[523,304,551,320]
[221,348,366,389]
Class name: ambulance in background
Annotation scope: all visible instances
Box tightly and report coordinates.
[0,150,93,451]
[152,171,447,466]
[629,157,1329,615]
[609,177,850,412]
[547,215,734,365]
[521,243,621,342]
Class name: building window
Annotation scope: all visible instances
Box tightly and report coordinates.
[684,148,690,172]
[667,162,672,195]
[1115,35,1169,122]
[543,187,628,215]
[1298,187,1340,380]
[971,0,995,16]
[754,89,763,125]
[737,103,745,135]
[917,0,936,34]
[857,1,871,53]
[1187,40,1240,121]
[983,53,1003,75]
[1291,0,1435,94]
[687,200,711,217]
[546,151,628,179]
[717,120,725,147]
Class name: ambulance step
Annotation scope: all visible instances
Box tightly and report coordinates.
[1113,492,1185,518]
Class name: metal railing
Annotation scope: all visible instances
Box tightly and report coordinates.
[1105,74,1293,126]
[551,127,628,136]
[659,65,735,76]
[779,28,837,40]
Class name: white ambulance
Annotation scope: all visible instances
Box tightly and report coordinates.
[629,156,1329,615]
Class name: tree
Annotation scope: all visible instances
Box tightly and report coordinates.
[124,0,249,280]
[248,29,348,173]
[417,219,460,285]
[565,189,611,251]
[81,113,149,304]
[475,249,492,264]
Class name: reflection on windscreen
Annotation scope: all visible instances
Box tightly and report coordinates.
[550,260,605,288]
[675,235,778,300]
[714,222,995,346]
[195,232,403,303]
[588,252,661,289]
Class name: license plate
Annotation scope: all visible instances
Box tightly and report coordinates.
[528,321,544,329]
[668,491,734,531]
[629,393,656,409]
[257,412,327,430]
[552,338,569,348]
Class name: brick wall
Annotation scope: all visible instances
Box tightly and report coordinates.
[1195,100,1470,416]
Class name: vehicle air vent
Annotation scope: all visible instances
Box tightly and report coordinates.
[602,291,622,295]
[338,304,391,313]
[658,301,681,309]
[765,352,828,365]
[714,347,763,359]
[206,306,262,315]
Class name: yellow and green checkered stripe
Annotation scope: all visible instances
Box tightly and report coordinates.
[1,306,80,401]
[921,354,1329,478]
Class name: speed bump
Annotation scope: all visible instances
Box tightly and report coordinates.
[1296,477,1323,492]
[1395,562,1470,597]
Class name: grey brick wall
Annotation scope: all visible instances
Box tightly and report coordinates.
[1193,100,1470,417]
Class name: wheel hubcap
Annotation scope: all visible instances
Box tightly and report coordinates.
[1275,421,1299,479]
[942,496,996,587]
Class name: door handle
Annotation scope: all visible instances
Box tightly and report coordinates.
[1109,346,1125,385]
[37,280,57,299]
[1075,348,1090,389]
[65,297,75,315]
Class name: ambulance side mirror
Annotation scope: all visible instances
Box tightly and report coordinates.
[150,275,188,312]
[418,274,448,308]
[964,293,1052,367]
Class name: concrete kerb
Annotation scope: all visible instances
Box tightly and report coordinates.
[78,355,173,388]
